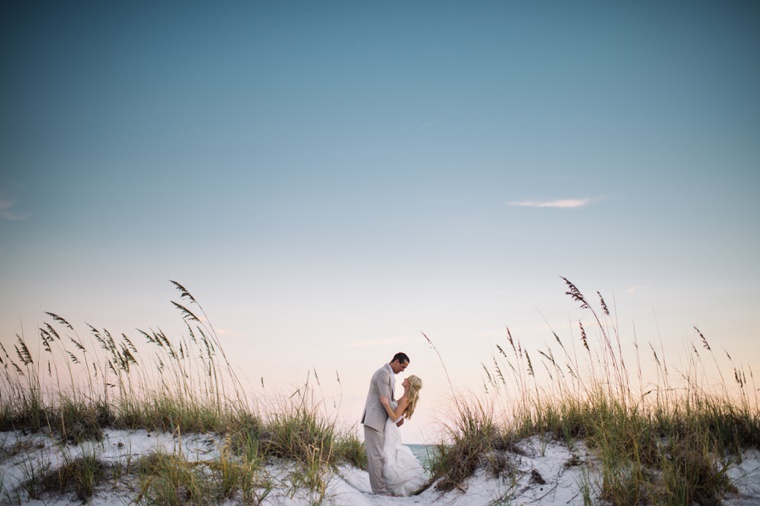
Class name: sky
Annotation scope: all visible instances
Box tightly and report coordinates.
[1,1,759,443]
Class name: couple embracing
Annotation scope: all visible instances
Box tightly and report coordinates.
[361,352,427,496]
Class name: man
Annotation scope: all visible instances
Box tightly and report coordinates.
[361,352,410,495]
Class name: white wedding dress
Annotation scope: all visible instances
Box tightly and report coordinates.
[382,417,428,496]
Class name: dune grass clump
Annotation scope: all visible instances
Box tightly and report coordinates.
[429,400,522,491]
[0,281,248,439]
[134,443,274,506]
[0,281,361,504]
[429,277,758,504]
[19,450,109,502]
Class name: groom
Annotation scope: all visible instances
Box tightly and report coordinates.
[361,352,410,495]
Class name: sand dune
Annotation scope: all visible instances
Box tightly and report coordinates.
[3,428,759,505]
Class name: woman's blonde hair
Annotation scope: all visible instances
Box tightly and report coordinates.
[404,375,423,420]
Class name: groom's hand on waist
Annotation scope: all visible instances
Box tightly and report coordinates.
[396,418,404,427]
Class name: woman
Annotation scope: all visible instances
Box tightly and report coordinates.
[378,375,428,496]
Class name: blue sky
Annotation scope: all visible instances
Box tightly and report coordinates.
[1,1,759,442]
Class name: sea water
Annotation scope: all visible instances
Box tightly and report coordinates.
[406,444,438,468]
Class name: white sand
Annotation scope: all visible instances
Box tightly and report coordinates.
[2,429,759,505]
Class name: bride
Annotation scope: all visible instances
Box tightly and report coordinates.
[379,375,428,496]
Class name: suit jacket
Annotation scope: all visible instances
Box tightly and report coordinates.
[361,363,394,431]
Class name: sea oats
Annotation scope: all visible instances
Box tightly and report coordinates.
[105,330,117,351]
[170,279,198,304]
[506,326,516,352]
[492,358,504,384]
[649,343,661,367]
[187,324,198,345]
[87,323,100,339]
[138,329,155,344]
[122,334,137,353]
[43,322,61,341]
[735,369,744,388]
[561,276,589,310]
[525,350,534,377]
[198,328,214,353]
[172,301,201,323]
[541,361,554,380]
[597,291,610,316]
[69,337,86,353]
[121,346,137,366]
[579,321,589,351]
[40,330,52,353]
[45,312,74,331]
[482,363,494,386]
[694,326,711,351]
[16,336,33,365]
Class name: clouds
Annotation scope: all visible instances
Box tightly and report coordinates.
[0,197,29,220]
[216,327,246,338]
[507,198,592,209]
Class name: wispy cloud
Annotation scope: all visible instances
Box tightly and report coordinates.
[507,198,592,209]
[0,197,29,220]
[348,336,414,349]
[216,327,245,338]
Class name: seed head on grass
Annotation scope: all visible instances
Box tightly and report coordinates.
[44,312,74,331]
[597,291,610,316]
[15,336,33,366]
[695,326,711,351]
[561,276,590,310]
[579,321,589,351]
[524,350,534,377]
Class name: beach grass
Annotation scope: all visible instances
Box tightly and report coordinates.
[428,277,759,504]
[2,279,758,504]
[0,281,362,504]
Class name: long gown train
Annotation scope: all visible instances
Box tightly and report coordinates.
[382,418,428,496]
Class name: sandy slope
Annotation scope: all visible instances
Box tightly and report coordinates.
[2,429,758,505]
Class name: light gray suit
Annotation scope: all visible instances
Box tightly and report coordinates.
[361,363,394,493]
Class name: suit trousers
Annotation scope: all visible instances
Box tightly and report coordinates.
[364,424,387,494]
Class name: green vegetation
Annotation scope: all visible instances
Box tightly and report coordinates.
[1,278,758,504]
[429,277,759,504]
[0,281,361,504]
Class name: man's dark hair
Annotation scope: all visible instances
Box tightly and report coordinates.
[391,352,410,364]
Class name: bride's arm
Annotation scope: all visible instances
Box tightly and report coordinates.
[379,395,407,423]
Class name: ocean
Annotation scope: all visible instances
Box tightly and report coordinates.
[406,444,438,468]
